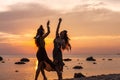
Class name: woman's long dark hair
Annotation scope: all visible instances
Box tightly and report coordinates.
[60,30,71,51]
[36,25,44,37]
[34,25,44,47]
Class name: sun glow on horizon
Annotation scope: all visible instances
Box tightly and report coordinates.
[1,31,120,48]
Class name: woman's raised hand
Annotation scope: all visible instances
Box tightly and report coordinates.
[59,18,62,22]
[47,20,50,26]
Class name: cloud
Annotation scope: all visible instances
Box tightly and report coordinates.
[0,31,35,54]
[78,1,106,9]
[0,2,120,35]
[0,31,34,44]
[71,35,120,40]
[104,0,120,3]
[0,3,58,21]
[61,4,120,36]
[0,3,59,34]
[0,32,20,43]
[0,42,35,54]
[0,1,120,54]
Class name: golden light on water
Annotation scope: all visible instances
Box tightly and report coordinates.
[35,60,38,70]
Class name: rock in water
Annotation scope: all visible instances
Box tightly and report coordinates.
[15,70,19,72]
[74,73,85,78]
[86,56,96,61]
[20,58,30,62]
[63,58,72,61]
[0,56,3,61]
[1,61,5,63]
[93,62,97,64]
[15,61,25,64]
[73,66,83,69]
[108,59,112,61]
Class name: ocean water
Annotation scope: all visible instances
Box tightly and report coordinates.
[0,54,120,80]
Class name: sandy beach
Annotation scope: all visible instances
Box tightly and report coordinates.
[62,74,120,80]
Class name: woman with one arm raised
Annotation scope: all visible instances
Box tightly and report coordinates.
[53,18,71,80]
[34,20,55,80]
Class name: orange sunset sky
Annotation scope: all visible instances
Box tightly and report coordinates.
[0,0,120,55]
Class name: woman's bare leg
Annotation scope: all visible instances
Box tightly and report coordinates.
[41,62,47,80]
[55,66,62,80]
[35,62,42,80]
[58,66,62,80]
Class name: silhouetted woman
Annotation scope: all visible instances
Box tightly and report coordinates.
[53,18,71,80]
[34,21,54,80]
